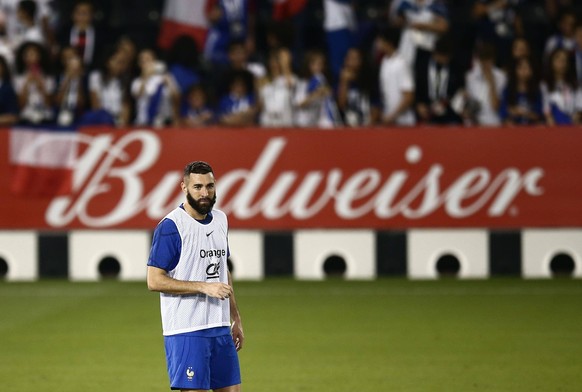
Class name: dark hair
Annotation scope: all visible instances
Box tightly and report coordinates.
[183,161,214,178]
[476,42,496,61]
[377,27,400,47]
[544,48,577,91]
[187,83,207,97]
[166,35,199,70]
[434,36,453,57]
[18,0,37,20]
[15,41,52,74]
[0,55,12,81]
[228,40,246,53]
[343,47,377,95]
[301,49,326,79]
[74,0,94,10]
[506,56,541,106]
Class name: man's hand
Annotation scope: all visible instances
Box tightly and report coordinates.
[231,321,244,351]
[202,282,233,300]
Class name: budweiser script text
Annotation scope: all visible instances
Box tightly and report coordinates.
[45,131,544,228]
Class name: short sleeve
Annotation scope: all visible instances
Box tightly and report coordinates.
[147,218,181,271]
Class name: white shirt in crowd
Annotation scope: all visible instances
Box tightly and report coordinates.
[397,0,442,67]
[541,81,582,118]
[379,51,416,126]
[293,76,340,128]
[0,0,50,45]
[323,0,356,32]
[89,70,124,118]
[14,74,55,123]
[259,75,296,127]
[131,73,178,126]
[465,62,507,126]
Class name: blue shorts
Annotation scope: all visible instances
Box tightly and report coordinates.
[164,332,241,390]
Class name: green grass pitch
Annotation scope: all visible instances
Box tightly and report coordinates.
[1,278,582,391]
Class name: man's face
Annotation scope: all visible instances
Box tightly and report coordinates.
[73,4,92,26]
[182,173,217,216]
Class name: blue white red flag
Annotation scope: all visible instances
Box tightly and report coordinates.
[158,0,210,51]
[9,126,78,198]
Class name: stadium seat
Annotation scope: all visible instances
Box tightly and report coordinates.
[294,230,375,280]
[408,229,489,279]
[522,229,582,278]
[69,230,151,281]
[0,231,38,281]
[227,230,264,280]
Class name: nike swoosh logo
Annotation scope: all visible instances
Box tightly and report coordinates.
[206,231,214,237]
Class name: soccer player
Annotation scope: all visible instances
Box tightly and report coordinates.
[147,161,244,392]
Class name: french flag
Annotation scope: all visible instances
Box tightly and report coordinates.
[158,0,210,52]
[9,127,78,198]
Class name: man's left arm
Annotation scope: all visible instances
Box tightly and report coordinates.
[228,270,244,351]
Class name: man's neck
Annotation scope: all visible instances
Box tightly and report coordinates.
[183,202,207,221]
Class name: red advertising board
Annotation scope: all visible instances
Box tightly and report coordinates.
[1,126,581,230]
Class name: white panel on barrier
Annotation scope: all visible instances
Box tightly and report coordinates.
[69,230,150,281]
[408,229,488,279]
[0,231,38,281]
[227,230,263,280]
[522,229,582,278]
[294,230,375,280]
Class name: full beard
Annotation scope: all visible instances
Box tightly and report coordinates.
[186,190,217,216]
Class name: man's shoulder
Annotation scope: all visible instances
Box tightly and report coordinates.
[154,216,180,236]
[211,209,228,222]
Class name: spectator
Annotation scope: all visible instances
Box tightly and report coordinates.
[0,54,18,125]
[391,0,449,71]
[544,0,582,30]
[58,0,101,69]
[13,0,44,48]
[415,36,463,125]
[499,56,544,125]
[574,22,582,83]
[131,48,180,127]
[336,47,380,126]
[114,35,138,79]
[216,70,256,126]
[181,83,215,126]
[511,36,531,63]
[0,0,52,48]
[323,0,356,80]
[54,46,87,126]
[544,8,577,60]
[204,0,256,66]
[14,40,55,124]
[215,40,264,104]
[541,48,581,125]
[472,0,525,68]
[295,49,342,128]
[377,28,416,126]
[83,49,131,126]
[257,47,297,127]
[464,43,507,126]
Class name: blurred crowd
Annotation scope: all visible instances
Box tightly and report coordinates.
[0,0,581,129]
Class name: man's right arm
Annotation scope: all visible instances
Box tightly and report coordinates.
[147,266,233,299]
